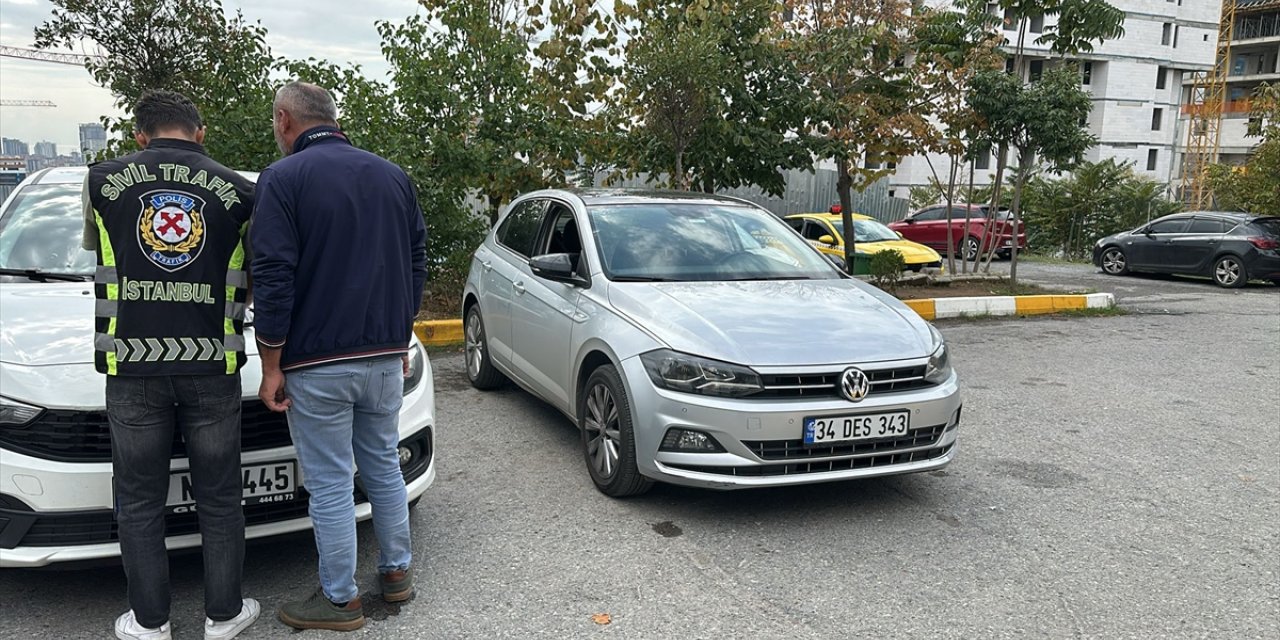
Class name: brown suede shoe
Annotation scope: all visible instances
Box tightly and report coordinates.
[278,588,365,631]
[379,568,414,603]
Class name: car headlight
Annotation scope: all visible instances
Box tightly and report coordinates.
[640,349,763,397]
[0,396,43,427]
[924,325,952,384]
[403,343,426,395]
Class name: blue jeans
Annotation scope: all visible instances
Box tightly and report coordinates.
[285,356,411,603]
[106,374,245,628]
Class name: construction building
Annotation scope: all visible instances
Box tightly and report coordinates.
[888,0,1220,201]
[1215,0,1279,164]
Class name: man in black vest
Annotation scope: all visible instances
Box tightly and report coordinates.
[83,91,260,640]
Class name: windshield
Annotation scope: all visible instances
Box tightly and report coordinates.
[588,203,840,281]
[0,184,96,275]
[854,219,901,243]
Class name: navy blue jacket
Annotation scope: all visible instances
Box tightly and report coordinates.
[250,126,427,370]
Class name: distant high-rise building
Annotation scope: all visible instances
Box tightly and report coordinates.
[78,123,108,158]
[34,141,57,158]
[1,138,29,156]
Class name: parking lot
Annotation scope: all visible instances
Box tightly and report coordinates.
[1,263,1277,639]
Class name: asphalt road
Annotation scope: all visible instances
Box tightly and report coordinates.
[2,264,1277,639]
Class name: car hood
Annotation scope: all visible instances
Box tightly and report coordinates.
[606,279,934,367]
[0,282,259,366]
[854,240,941,264]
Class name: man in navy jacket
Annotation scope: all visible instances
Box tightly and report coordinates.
[251,81,427,632]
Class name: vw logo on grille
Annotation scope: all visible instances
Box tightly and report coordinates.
[839,367,871,403]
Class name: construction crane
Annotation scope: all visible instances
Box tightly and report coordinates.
[1180,0,1238,211]
[0,45,100,66]
[0,99,57,107]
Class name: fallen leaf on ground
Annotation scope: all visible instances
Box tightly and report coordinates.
[591,613,612,625]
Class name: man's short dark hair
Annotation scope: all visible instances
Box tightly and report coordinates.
[133,90,203,136]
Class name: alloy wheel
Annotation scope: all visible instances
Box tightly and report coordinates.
[583,383,621,479]
[1215,257,1242,286]
[963,237,980,261]
[465,311,484,379]
[1102,249,1126,274]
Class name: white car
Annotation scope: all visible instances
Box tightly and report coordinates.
[0,167,436,568]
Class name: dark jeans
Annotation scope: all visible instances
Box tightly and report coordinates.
[107,374,245,628]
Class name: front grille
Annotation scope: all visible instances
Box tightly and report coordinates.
[743,423,946,460]
[667,444,952,477]
[15,497,318,547]
[6,429,433,548]
[0,401,292,462]
[756,364,932,399]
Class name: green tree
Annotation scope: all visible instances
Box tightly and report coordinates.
[607,0,812,195]
[970,66,1096,282]
[35,0,278,169]
[1208,83,1280,213]
[779,0,929,270]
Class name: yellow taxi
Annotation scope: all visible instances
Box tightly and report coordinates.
[784,212,944,272]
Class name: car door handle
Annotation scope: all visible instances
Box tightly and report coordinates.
[513,281,526,295]
[480,259,493,272]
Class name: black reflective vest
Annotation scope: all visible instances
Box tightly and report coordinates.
[87,139,255,376]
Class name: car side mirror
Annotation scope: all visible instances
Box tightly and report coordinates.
[530,253,586,285]
[818,234,837,246]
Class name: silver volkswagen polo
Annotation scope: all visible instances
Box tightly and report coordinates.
[462,190,961,496]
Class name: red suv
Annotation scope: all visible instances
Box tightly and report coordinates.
[889,204,1027,261]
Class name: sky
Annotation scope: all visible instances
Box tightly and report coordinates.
[0,0,424,154]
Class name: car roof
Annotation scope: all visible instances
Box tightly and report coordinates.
[787,212,875,222]
[1154,211,1251,222]
[20,165,260,186]
[529,188,757,208]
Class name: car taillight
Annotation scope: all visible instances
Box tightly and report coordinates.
[1248,236,1280,250]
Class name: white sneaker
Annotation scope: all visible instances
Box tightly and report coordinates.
[204,598,261,640]
[114,610,172,640]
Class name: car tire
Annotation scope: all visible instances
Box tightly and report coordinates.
[1212,254,1248,288]
[1100,247,1129,275]
[464,306,506,390]
[962,236,981,261]
[579,365,652,498]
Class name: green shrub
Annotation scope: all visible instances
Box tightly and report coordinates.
[869,249,906,293]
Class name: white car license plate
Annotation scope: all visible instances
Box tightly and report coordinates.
[165,461,298,513]
[803,411,910,445]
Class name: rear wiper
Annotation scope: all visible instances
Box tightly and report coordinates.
[0,268,91,283]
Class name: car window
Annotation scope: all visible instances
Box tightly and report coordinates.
[0,183,96,275]
[1146,218,1189,234]
[1245,218,1280,237]
[496,199,548,259]
[854,219,901,243]
[1187,218,1228,234]
[539,203,587,272]
[784,217,804,232]
[802,220,831,241]
[587,203,839,281]
[913,208,943,221]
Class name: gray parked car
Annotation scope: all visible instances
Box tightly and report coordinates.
[462,190,962,496]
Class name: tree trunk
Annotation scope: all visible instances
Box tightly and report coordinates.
[1009,148,1032,285]
[836,155,855,274]
[674,150,686,190]
[487,195,501,226]
[963,159,975,274]
[980,143,1008,273]
[943,157,960,275]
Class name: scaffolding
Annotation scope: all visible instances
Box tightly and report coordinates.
[1180,1,1238,210]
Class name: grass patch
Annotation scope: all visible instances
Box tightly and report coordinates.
[1055,305,1129,318]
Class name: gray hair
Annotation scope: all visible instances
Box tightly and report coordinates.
[275,81,338,125]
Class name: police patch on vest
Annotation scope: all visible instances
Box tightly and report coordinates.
[137,190,206,271]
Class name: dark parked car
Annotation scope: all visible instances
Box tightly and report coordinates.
[1093,212,1280,288]
[888,204,1026,261]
